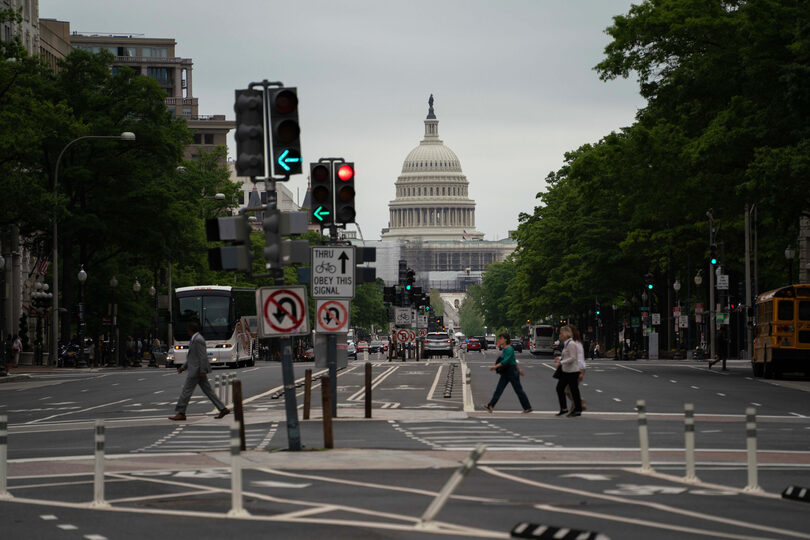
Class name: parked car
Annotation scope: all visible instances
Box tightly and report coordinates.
[424,332,454,358]
[347,342,357,359]
[473,336,488,350]
[466,338,482,352]
[356,341,369,354]
[368,340,385,353]
[511,338,524,353]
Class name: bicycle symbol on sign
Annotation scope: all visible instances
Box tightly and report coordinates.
[315,262,336,274]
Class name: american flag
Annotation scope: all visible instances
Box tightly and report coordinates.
[462,230,470,239]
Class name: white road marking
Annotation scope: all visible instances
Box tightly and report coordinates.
[561,473,613,481]
[595,389,603,393]
[717,393,726,397]
[251,480,311,488]
[84,534,109,539]
[700,430,722,433]
[39,397,52,401]
[751,402,762,406]
[153,390,164,394]
[691,386,700,389]
[24,398,132,424]
[669,379,678,383]
[613,398,622,402]
[789,412,806,418]
[617,364,643,373]
[40,515,58,520]
[58,524,78,530]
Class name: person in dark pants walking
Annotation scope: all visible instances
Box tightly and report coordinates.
[483,332,533,413]
[169,321,230,421]
[555,325,583,417]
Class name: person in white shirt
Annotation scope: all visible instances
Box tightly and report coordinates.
[554,326,583,416]
[566,325,588,414]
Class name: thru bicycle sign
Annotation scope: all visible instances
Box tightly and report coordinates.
[311,246,355,298]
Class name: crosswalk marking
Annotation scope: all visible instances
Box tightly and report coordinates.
[390,419,555,450]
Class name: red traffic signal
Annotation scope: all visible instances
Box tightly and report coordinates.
[337,164,354,182]
[334,162,355,224]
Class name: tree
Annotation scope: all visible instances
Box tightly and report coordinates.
[351,278,388,333]
[458,292,485,337]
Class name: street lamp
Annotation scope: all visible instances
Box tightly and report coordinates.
[785,246,796,284]
[76,265,88,368]
[51,132,136,365]
[110,276,119,368]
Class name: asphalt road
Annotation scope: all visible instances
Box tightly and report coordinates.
[1,350,809,539]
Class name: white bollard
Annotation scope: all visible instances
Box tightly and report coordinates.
[90,419,109,508]
[0,415,11,499]
[636,400,653,472]
[684,403,698,482]
[745,407,761,492]
[227,420,249,517]
[419,443,486,527]
[229,373,235,404]
[215,374,221,401]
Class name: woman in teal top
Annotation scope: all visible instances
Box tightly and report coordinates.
[484,332,533,413]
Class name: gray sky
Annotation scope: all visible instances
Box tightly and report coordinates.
[41,0,644,241]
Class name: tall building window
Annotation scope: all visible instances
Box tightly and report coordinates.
[143,47,168,57]
[193,133,202,144]
[147,67,169,83]
[204,134,214,145]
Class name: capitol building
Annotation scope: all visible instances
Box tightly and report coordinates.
[363,97,516,295]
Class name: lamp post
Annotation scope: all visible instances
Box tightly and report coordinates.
[611,303,618,360]
[673,279,682,353]
[695,271,703,358]
[32,283,52,366]
[785,246,795,285]
[51,132,136,366]
[76,265,88,368]
[110,276,119,368]
[0,253,5,376]
[132,278,141,367]
[149,284,157,367]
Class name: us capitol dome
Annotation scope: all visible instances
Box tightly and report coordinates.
[381,95,484,241]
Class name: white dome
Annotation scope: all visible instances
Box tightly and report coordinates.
[401,143,462,174]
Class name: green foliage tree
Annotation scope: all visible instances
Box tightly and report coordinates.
[458,293,485,337]
[429,289,444,317]
[352,278,388,333]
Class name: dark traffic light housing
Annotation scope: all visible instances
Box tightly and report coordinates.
[309,162,333,227]
[268,87,301,176]
[234,89,264,178]
[205,215,253,272]
[334,162,355,223]
[710,243,718,265]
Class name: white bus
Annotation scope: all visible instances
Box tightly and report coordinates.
[168,286,258,369]
[528,324,555,355]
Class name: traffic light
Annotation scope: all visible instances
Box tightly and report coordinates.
[710,244,718,265]
[334,162,355,223]
[234,89,264,178]
[645,272,654,290]
[263,207,283,269]
[268,87,301,176]
[383,286,396,304]
[398,260,408,285]
[405,269,415,291]
[595,300,601,316]
[206,215,253,272]
[309,162,333,226]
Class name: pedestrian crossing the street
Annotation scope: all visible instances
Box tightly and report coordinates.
[134,422,278,453]
[388,419,557,451]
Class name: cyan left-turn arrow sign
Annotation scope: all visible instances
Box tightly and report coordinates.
[313,206,330,222]
[277,149,301,172]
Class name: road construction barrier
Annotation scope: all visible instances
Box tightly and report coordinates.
[0,415,9,499]
[745,407,760,492]
[91,419,109,508]
[227,419,248,517]
[510,522,610,539]
[636,400,652,472]
[419,443,486,528]
[781,485,810,503]
[684,403,698,482]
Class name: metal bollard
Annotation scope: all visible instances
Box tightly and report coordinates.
[365,362,372,419]
[232,379,246,451]
[745,407,761,492]
[90,420,109,508]
[227,420,249,516]
[419,444,486,527]
[303,369,312,420]
[0,415,10,499]
[227,373,234,405]
[215,374,221,401]
[636,400,653,472]
[321,376,334,449]
[684,403,698,482]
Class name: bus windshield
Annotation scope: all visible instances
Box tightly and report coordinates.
[175,294,232,341]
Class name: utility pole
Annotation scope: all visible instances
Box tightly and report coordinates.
[745,204,753,361]
[707,210,716,363]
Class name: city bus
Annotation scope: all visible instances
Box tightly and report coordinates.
[167,286,258,369]
[753,284,810,378]
[528,324,555,355]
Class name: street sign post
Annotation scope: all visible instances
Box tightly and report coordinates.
[256,286,310,337]
[311,246,355,298]
[315,299,351,333]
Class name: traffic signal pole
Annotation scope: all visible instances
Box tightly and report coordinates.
[708,211,716,366]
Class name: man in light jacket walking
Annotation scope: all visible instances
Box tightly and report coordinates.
[169,321,230,421]
[554,325,583,417]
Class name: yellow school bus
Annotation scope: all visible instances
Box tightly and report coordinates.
[753,284,810,377]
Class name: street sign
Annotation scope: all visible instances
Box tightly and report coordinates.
[395,307,412,326]
[717,274,729,290]
[311,246,355,298]
[631,316,640,328]
[396,328,413,343]
[679,315,689,328]
[256,286,310,337]
[315,299,350,333]
[408,329,416,342]
[651,313,661,325]
[417,315,427,327]
[418,328,427,338]
[695,303,704,314]
[639,306,650,312]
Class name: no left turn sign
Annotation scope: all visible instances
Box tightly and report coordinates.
[396,329,412,343]
[316,299,350,333]
[256,286,310,337]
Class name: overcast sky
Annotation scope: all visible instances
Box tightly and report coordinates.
[41,0,644,241]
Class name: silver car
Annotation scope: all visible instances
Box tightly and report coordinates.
[424,332,454,358]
